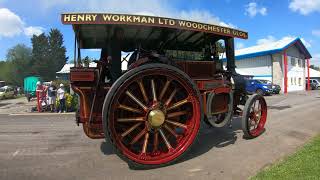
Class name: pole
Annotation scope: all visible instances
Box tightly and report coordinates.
[307,59,310,91]
[283,50,288,94]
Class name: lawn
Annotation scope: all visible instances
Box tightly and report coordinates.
[252,135,320,180]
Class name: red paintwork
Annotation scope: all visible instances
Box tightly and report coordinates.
[283,51,288,94]
[107,69,201,165]
[307,59,310,91]
[249,96,267,137]
[70,69,96,81]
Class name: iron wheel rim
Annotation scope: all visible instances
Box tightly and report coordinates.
[108,68,201,165]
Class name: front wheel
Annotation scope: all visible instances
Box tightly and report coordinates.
[241,94,267,138]
[103,63,202,169]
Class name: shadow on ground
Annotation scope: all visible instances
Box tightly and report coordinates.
[100,117,245,169]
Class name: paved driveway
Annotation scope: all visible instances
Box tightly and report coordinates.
[0,91,320,180]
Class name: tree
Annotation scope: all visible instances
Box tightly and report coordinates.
[31,29,67,81]
[31,33,50,80]
[310,65,320,71]
[48,29,67,79]
[5,44,32,86]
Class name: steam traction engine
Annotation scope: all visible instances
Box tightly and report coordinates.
[62,13,267,168]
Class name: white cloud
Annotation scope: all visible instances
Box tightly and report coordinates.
[300,38,312,48]
[0,8,45,38]
[289,0,320,15]
[0,8,24,37]
[245,2,268,17]
[314,54,320,59]
[312,30,320,37]
[257,35,277,45]
[39,0,236,27]
[257,35,312,48]
[236,42,245,49]
[24,26,45,36]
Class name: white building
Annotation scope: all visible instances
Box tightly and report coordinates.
[233,37,312,93]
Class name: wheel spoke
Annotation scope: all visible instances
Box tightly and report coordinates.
[167,97,190,111]
[159,129,172,150]
[159,80,170,100]
[167,111,188,118]
[141,132,150,154]
[151,79,157,102]
[164,124,178,138]
[153,131,159,152]
[117,117,145,122]
[165,88,177,106]
[130,129,147,145]
[126,90,148,111]
[138,80,149,104]
[121,122,142,137]
[166,119,188,129]
[118,104,144,114]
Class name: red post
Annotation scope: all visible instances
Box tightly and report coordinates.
[307,59,310,91]
[36,91,41,112]
[283,50,288,94]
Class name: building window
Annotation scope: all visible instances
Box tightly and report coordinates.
[291,57,295,66]
[291,77,293,85]
[299,78,302,86]
[294,77,297,85]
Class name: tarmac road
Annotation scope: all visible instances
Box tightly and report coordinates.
[0,91,320,180]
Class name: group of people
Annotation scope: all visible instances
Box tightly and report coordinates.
[36,81,66,113]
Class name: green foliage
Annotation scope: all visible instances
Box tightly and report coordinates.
[0,61,12,83]
[2,44,32,86]
[31,33,50,80]
[252,135,320,180]
[31,29,67,81]
[55,93,78,112]
[310,65,320,71]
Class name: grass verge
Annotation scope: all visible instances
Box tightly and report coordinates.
[252,135,320,180]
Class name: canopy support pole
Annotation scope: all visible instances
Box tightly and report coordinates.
[226,38,236,74]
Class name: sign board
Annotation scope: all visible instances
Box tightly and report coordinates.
[61,13,248,39]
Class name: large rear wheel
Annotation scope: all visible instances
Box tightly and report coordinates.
[103,63,202,168]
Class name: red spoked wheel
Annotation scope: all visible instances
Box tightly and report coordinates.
[241,94,267,138]
[103,63,202,168]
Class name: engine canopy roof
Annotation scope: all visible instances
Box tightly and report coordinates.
[62,13,248,51]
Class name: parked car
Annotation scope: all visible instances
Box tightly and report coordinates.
[0,86,15,99]
[306,79,320,89]
[306,80,317,90]
[259,80,281,94]
[246,79,273,95]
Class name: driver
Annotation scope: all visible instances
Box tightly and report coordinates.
[101,27,125,83]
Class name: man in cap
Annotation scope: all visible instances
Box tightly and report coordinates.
[57,83,66,113]
[47,81,57,112]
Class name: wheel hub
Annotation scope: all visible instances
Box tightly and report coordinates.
[148,109,165,127]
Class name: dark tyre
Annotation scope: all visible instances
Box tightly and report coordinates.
[256,89,264,96]
[205,91,234,128]
[242,94,267,139]
[103,63,203,169]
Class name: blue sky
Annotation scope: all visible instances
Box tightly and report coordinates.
[0,0,320,65]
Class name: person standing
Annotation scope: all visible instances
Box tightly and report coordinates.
[36,81,47,112]
[57,84,66,113]
[47,81,57,112]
